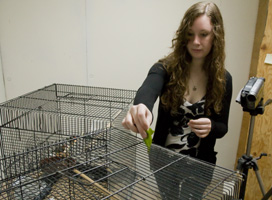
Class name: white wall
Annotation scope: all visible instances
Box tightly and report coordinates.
[0,51,6,103]
[0,0,259,170]
[0,0,88,99]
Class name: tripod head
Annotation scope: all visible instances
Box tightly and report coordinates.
[242,98,264,116]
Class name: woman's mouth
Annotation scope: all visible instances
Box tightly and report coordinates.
[192,49,202,52]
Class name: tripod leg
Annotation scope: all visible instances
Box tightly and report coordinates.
[239,167,248,199]
[261,187,272,200]
[255,170,266,196]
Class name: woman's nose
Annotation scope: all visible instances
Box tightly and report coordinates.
[193,36,200,45]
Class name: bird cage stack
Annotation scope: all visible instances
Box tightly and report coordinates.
[0,83,243,200]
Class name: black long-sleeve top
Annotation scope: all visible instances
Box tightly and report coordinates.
[134,62,233,164]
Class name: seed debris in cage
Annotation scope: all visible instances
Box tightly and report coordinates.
[0,84,243,199]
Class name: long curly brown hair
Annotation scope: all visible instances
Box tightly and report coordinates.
[160,1,226,116]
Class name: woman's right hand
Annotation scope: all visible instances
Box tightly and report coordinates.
[122,103,152,139]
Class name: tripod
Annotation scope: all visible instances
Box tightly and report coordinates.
[237,99,272,200]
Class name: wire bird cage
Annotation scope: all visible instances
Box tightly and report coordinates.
[0,83,243,200]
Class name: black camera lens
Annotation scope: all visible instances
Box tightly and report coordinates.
[247,94,256,102]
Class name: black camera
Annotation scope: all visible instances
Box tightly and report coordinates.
[236,77,265,111]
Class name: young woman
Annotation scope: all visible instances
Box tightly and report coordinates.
[122,1,232,198]
[122,1,232,165]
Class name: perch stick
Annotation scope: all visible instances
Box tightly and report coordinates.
[73,169,120,200]
[54,137,119,199]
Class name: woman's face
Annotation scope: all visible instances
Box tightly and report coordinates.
[186,15,214,62]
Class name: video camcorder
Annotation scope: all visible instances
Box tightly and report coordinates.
[236,77,265,111]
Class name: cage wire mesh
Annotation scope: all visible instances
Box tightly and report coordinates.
[0,83,243,200]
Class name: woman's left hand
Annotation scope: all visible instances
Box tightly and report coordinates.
[188,118,211,138]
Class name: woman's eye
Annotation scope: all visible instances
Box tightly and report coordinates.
[201,33,208,37]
